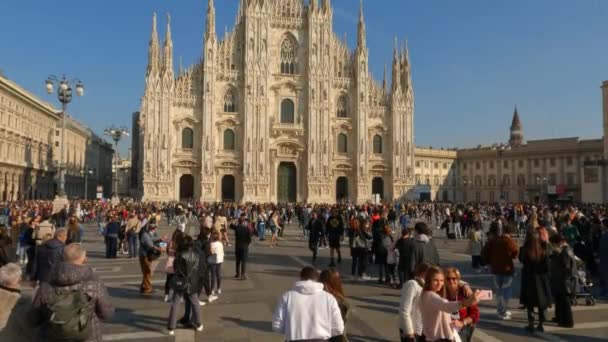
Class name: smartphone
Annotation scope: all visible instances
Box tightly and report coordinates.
[478,289,493,301]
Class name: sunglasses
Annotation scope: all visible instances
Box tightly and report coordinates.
[447,277,459,281]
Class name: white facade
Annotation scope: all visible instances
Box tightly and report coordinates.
[137,0,415,203]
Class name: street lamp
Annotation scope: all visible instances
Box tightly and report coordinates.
[45,75,84,199]
[80,168,94,199]
[536,176,548,202]
[104,126,129,197]
[493,143,511,200]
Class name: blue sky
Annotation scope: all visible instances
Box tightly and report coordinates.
[1,0,607,155]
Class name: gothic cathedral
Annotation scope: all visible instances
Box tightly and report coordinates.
[137,0,414,203]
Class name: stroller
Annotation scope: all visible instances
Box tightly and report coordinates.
[571,259,596,306]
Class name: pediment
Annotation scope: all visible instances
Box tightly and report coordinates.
[370,164,389,171]
[219,161,241,168]
[172,159,198,167]
[271,140,306,152]
[270,80,303,92]
[173,115,200,125]
[369,124,387,132]
[216,117,240,126]
[334,163,352,170]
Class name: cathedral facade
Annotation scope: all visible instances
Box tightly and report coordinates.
[137,0,415,203]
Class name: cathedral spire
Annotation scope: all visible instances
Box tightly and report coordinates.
[392,36,401,92]
[205,0,216,42]
[146,12,161,76]
[162,13,174,76]
[357,0,366,50]
[383,63,387,94]
[322,0,331,14]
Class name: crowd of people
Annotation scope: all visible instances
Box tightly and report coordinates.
[0,199,606,341]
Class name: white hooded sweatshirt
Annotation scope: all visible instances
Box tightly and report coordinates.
[272,280,344,341]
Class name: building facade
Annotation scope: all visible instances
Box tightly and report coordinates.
[0,74,113,200]
[137,0,415,203]
[414,106,605,203]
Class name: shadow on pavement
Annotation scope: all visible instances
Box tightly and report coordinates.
[348,334,391,342]
[221,316,273,333]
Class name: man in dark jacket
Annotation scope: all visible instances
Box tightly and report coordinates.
[33,228,67,286]
[32,243,114,342]
[307,212,326,264]
[104,215,121,258]
[326,210,344,267]
[394,228,415,287]
[233,213,252,280]
[411,222,440,268]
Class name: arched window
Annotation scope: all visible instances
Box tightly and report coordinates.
[280,38,297,74]
[373,135,382,154]
[181,128,193,149]
[280,99,295,124]
[223,129,235,150]
[337,133,348,153]
[223,88,236,112]
[337,95,347,118]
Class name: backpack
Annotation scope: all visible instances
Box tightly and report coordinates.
[46,285,95,341]
[171,250,199,294]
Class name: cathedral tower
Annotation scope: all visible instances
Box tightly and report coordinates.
[509,106,524,146]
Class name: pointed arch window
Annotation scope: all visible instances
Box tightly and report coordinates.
[223,129,235,150]
[181,128,194,149]
[373,135,382,154]
[337,95,348,118]
[224,88,236,112]
[280,99,295,124]
[280,38,297,74]
[337,133,348,153]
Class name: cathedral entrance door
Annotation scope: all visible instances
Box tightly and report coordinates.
[336,177,348,203]
[221,175,236,202]
[372,177,384,199]
[277,162,297,203]
[179,175,194,200]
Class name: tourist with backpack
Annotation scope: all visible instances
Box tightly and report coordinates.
[167,235,203,335]
[31,243,114,342]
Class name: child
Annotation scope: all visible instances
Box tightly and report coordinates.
[208,231,225,296]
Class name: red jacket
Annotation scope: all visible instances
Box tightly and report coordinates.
[447,290,480,325]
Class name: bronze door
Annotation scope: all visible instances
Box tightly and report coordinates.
[277,162,297,203]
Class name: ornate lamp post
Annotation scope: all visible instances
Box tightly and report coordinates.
[45,75,84,200]
[104,126,129,197]
[80,168,94,199]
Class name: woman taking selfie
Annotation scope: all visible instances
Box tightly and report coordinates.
[419,266,480,342]
[444,267,479,342]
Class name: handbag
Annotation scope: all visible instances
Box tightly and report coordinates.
[147,248,161,261]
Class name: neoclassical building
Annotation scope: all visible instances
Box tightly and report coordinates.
[413,105,606,203]
[0,74,113,200]
[137,0,414,202]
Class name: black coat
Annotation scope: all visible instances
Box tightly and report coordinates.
[395,237,416,275]
[234,223,252,250]
[173,247,200,295]
[550,245,577,295]
[519,246,553,309]
[33,239,65,282]
[308,218,325,243]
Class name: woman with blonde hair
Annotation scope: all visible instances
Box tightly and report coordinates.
[419,266,480,342]
[444,267,479,342]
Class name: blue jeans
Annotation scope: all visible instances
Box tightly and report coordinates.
[127,232,139,258]
[494,274,513,316]
[257,223,266,241]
